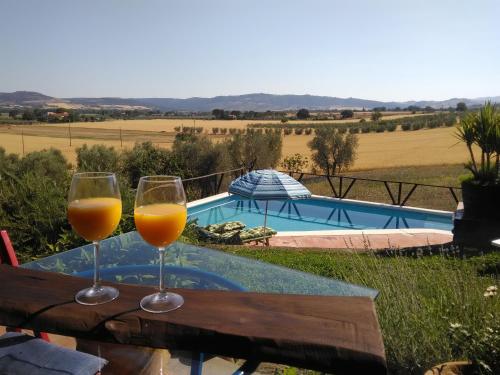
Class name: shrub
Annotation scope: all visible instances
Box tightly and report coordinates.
[76,144,119,172]
[0,148,72,261]
[294,128,304,135]
[283,128,293,135]
[402,123,412,131]
[195,127,203,134]
[304,128,312,135]
[281,153,308,172]
[375,126,385,133]
[371,110,383,122]
[174,126,181,132]
[337,127,347,134]
[349,127,360,134]
[229,128,237,135]
[340,109,354,119]
[120,142,173,187]
[361,126,371,133]
[387,124,397,132]
[296,108,310,119]
[220,128,228,135]
[212,127,219,134]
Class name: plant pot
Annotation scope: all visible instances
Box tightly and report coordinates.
[461,181,500,220]
[424,361,474,375]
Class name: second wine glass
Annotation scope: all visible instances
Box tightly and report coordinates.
[134,176,187,313]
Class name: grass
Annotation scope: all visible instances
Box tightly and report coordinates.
[215,246,500,374]
[301,164,467,211]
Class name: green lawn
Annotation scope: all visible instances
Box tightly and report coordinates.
[214,245,500,374]
[300,164,467,211]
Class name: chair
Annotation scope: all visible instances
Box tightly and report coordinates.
[0,230,50,342]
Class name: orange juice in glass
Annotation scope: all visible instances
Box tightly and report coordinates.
[68,172,122,305]
[134,203,187,247]
[68,197,122,241]
[134,176,187,313]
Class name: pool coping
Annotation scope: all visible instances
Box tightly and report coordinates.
[187,192,453,237]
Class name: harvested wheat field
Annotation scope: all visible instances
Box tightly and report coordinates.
[281,126,471,170]
[1,123,469,169]
[0,133,138,165]
[42,113,427,133]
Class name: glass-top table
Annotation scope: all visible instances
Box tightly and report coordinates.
[22,231,378,374]
[23,231,377,299]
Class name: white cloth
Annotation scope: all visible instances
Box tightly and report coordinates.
[0,332,107,375]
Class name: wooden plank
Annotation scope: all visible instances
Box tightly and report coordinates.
[0,265,386,374]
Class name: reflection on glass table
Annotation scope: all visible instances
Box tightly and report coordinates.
[23,231,378,299]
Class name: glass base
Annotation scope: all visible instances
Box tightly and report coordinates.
[75,285,119,305]
[140,292,184,313]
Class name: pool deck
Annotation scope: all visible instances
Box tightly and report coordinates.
[258,231,453,250]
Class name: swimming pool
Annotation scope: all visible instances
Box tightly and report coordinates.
[187,194,453,233]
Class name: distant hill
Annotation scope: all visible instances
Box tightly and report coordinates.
[0,91,55,105]
[1,91,499,111]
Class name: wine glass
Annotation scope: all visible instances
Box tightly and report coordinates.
[67,172,122,305]
[134,176,187,313]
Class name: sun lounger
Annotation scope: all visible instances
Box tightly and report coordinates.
[205,221,246,234]
[191,221,276,245]
[239,226,277,246]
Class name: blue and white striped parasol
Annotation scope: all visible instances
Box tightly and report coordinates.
[229,170,311,242]
[229,169,311,201]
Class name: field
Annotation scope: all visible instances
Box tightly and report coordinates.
[0,120,470,169]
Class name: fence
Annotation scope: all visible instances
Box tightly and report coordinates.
[182,167,245,201]
[180,168,461,211]
[283,171,461,211]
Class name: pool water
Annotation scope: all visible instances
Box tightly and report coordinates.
[187,195,453,232]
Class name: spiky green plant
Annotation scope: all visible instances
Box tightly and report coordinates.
[455,102,500,184]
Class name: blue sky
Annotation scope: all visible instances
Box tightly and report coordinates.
[1,0,499,101]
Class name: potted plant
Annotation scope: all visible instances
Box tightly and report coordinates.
[456,102,500,219]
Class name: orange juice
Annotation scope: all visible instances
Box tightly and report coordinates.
[134,203,187,247]
[68,197,122,241]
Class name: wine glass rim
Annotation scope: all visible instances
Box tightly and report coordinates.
[73,172,116,178]
[139,175,182,182]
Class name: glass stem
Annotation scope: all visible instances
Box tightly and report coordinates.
[93,241,100,288]
[158,247,165,294]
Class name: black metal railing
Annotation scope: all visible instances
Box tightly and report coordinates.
[182,167,245,201]
[282,171,461,209]
[181,167,461,210]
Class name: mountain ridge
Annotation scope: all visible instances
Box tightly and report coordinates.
[1,91,499,111]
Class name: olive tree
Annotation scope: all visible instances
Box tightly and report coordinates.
[225,130,282,170]
[308,128,358,175]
